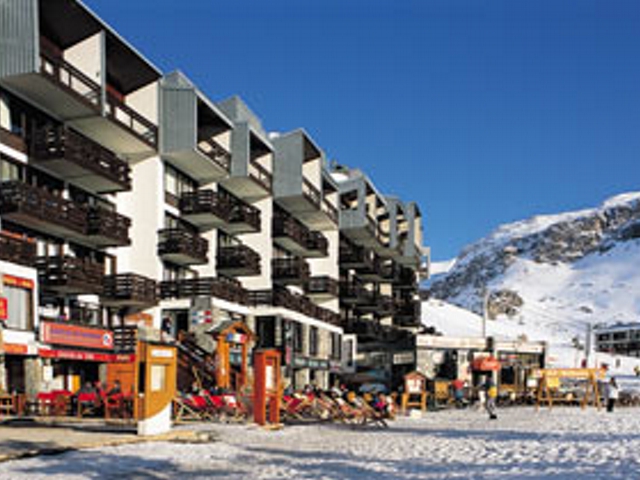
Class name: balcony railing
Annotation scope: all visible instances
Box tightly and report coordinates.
[0,231,36,267]
[217,245,261,276]
[228,200,261,233]
[302,178,322,209]
[31,125,131,192]
[105,92,158,149]
[103,274,158,307]
[0,181,87,236]
[248,160,272,192]
[0,127,26,153]
[322,198,339,225]
[159,276,249,305]
[273,209,328,257]
[39,46,101,109]
[87,206,131,247]
[179,189,233,223]
[36,256,105,294]
[113,326,138,353]
[249,286,341,326]
[180,189,261,234]
[197,138,231,172]
[272,257,310,285]
[158,228,209,265]
[339,240,373,268]
[305,276,339,298]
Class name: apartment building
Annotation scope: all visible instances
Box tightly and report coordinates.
[0,0,426,395]
[332,166,427,387]
[595,323,640,358]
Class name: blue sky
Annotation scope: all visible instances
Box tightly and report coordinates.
[85,0,640,261]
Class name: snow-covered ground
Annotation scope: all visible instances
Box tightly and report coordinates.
[1,408,639,479]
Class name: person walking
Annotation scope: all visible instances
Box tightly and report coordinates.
[607,377,619,413]
[484,377,498,420]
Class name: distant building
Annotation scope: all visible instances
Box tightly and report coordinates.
[595,323,640,358]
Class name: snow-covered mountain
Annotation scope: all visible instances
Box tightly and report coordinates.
[424,192,640,369]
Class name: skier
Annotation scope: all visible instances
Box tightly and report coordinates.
[606,377,619,413]
[484,377,498,420]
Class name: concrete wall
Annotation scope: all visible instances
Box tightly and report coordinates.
[63,32,103,90]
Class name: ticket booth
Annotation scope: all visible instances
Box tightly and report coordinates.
[213,321,254,391]
[401,371,427,413]
[253,349,281,426]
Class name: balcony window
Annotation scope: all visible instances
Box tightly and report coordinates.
[256,317,277,349]
[331,333,342,360]
[0,156,22,182]
[3,281,34,331]
[164,164,196,206]
[293,322,304,354]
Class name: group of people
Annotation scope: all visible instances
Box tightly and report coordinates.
[75,380,124,415]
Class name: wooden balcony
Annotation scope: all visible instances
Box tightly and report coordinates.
[305,276,339,300]
[103,274,158,308]
[0,127,26,153]
[249,286,341,326]
[248,160,273,194]
[158,228,209,266]
[0,181,88,241]
[31,125,131,194]
[36,256,105,295]
[273,209,329,258]
[179,189,261,234]
[179,190,233,230]
[113,326,138,353]
[87,206,131,247]
[0,231,36,267]
[339,282,370,306]
[339,239,374,269]
[272,257,310,286]
[197,138,231,174]
[393,300,421,327]
[105,92,158,151]
[217,245,261,277]
[159,276,249,305]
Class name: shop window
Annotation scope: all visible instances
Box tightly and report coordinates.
[4,283,33,331]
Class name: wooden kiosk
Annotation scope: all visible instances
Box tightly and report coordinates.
[535,368,605,410]
[212,321,254,391]
[401,371,427,413]
[253,349,281,426]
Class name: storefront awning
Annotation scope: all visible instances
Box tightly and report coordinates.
[39,348,135,363]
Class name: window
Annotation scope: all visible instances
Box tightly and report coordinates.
[256,317,277,349]
[330,333,342,360]
[164,164,196,206]
[4,282,34,331]
[309,326,318,356]
[0,156,21,182]
[293,322,304,354]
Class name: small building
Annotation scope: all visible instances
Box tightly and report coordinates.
[595,323,640,358]
[416,334,547,392]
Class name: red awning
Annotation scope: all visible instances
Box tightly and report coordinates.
[472,356,501,372]
[39,348,135,363]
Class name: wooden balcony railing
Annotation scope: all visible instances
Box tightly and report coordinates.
[103,274,158,306]
[196,138,231,172]
[159,276,249,305]
[0,127,26,153]
[0,181,88,236]
[217,245,261,276]
[113,326,138,353]
[339,240,373,268]
[105,92,158,149]
[87,206,131,246]
[272,257,310,284]
[273,208,328,256]
[158,228,209,265]
[302,178,321,209]
[0,231,36,267]
[305,276,339,298]
[248,160,272,192]
[228,200,261,232]
[31,125,131,192]
[248,286,341,326]
[36,256,105,294]
[179,189,233,220]
[39,46,101,109]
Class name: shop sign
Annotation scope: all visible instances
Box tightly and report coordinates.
[329,360,342,373]
[226,332,247,344]
[0,297,6,321]
[40,322,114,351]
[293,356,309,368]
[3,275,34,289]
[4,343,28,355]
[392,351,416,365]
[39,348,135,363]
[308,359,329,370]
[151,348,174,359]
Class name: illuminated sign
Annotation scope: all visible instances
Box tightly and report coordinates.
[3,275,34,289]
[0,297,7,321]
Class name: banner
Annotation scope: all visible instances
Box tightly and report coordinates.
[40,322,114,350]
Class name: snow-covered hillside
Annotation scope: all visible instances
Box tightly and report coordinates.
[425,192,640,373]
